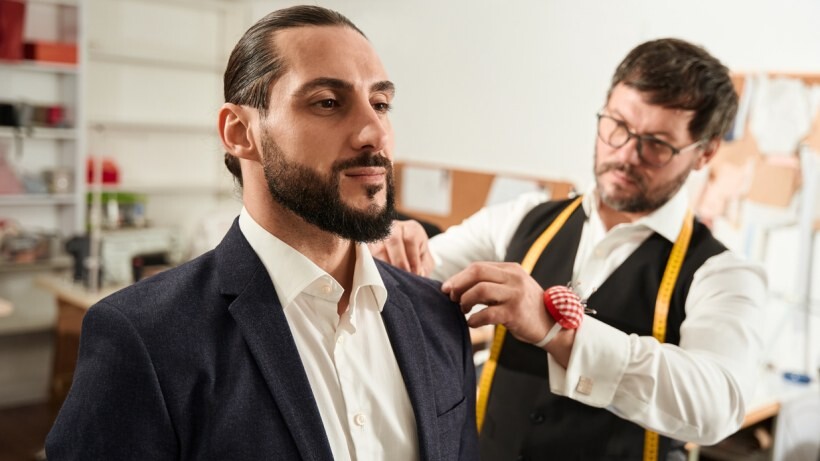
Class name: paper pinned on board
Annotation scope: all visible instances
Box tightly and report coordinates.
[731,75,755,141]
[749,76,813,154]
[400,165,451,216]
[484,176,546,207]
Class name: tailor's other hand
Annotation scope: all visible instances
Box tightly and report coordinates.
[369,219,434,277]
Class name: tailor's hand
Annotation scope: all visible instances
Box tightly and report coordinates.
[441,262,552,345]
[369,220,435,277]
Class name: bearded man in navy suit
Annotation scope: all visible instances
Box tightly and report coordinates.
[46,6,478,460]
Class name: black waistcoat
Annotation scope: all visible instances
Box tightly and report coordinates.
[478,198,727,461]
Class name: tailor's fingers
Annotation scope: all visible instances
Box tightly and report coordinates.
[368,240,388,261]
[381,221,411,272]
[397,220,431,276]
[442,262,516,302]
[455,281,517,315]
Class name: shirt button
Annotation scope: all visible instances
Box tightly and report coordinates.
[529,412,545,425]
[353,413,366,426]
[336,335,345,345]
[321,284,332,294]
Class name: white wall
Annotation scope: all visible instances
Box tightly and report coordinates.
[250,0,820,188]
[245,0,820,371]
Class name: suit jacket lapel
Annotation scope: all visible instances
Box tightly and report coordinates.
[216,221,333,461]
[379,264,439,461]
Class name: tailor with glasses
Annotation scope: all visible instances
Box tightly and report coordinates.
[371,38,765,460]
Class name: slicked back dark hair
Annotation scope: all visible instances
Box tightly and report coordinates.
[608,38,738,144]
[222,5,365,185]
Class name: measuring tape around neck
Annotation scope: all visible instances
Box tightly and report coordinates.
[643,208,693,461]
[476,196,583,431]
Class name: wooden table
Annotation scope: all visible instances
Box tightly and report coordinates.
[686,371,819,460]
[35,275,123,410]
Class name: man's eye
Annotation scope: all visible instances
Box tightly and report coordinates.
[316,99,338,109]
[373,102,391,113]
[643,139,668,154]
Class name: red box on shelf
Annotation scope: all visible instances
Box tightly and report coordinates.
[0,0,26,60]
[86,157,120,185]
[23,41,77,64]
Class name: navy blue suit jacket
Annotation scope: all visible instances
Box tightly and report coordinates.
[46,221,478,460]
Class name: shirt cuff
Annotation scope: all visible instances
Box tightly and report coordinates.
[548,317,629,407]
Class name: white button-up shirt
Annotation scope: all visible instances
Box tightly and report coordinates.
[428,186,766,445]
[239,208,419,461]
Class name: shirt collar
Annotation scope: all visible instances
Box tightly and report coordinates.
[237,207,387,311]
[581,183,690,243]
[352,243,388,312]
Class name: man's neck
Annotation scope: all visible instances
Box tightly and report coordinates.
[246,198,357,314]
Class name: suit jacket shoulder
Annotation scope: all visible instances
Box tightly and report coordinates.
[376,261,479,460]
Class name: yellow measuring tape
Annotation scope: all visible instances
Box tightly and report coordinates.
[643,209,693,461]
[476,196,583,431]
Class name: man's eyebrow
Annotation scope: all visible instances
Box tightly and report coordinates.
[371,80,395,96]
[609,108,672,139]
[293,78,395,99]
[293,78,353,98]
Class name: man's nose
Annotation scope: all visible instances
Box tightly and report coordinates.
[613,135,642,165]
[350,101,390,154]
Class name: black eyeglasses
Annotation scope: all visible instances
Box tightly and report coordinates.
[596,113,705,167]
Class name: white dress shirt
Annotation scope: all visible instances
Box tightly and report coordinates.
[428,186,766,445]
[239,208,419,461]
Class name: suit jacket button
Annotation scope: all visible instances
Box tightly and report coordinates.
[529,412,545,424]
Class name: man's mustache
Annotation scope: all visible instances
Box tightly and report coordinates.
[333,152,392,172]
[597,162,645,189]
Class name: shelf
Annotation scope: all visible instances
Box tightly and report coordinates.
[89,50,222,73]
[87,121,214,134]
[0,59,78,74]
[0,126,77,140]
[0,194,77,206]
[94,184,234,196]
[26,0,79,6]
[0,256,72,274]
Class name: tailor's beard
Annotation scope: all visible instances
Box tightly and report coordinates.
[261,132,395,243]
[594,158,690,213]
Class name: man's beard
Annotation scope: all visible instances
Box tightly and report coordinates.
[594,155,691,213]
[260,133,395,243]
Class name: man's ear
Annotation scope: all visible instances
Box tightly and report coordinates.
[219,103,259,161]
[693,137,721,170]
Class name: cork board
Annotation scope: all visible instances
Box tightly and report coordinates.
[394,161,575,230]
[697,73,820,217]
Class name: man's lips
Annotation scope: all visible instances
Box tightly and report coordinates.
[606,168,640,187]
[344,167,386,184]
